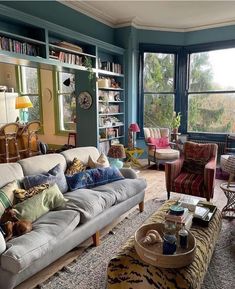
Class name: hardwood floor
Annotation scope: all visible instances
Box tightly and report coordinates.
[15,160,227,289]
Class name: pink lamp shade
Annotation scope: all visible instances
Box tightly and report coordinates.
[129,123,140,132]
[108,144,126,159]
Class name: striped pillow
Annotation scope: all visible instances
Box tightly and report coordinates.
[0,181,20,217]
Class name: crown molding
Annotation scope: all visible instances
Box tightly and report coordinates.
[60,1,235,32]
[59,0,115,28]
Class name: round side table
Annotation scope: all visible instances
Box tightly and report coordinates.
[220,182,235,218]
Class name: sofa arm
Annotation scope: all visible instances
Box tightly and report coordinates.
[165,157,184,192]
[119,168,138,179]
[204,157,217,199]
[0,231,6,255]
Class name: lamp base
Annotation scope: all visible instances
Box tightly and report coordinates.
[109,158,124,169]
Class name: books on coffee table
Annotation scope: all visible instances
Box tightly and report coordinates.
[165,207,193,230]
[179,196,200,212]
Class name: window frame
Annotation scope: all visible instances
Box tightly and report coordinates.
[185,40,235,135]
[16,65,43,127]
[138,40,235,139]
[54,70,76,135]
[138,44,181,137]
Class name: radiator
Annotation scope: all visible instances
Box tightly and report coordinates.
[188,139,225,156]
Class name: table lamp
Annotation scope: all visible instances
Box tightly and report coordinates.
[15,96,33,123]
[223,155,235,187]
[108,144,126,169]
[129,123,140,148]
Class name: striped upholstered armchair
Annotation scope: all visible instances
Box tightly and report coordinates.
[165,141,218,201]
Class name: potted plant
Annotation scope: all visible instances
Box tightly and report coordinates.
[171,111,181,133]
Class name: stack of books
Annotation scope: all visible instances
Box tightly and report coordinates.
[165,207,193,230]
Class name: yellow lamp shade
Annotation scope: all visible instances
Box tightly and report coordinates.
[15,96,33,109]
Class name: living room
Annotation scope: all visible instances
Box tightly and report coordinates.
[0,1,234,289]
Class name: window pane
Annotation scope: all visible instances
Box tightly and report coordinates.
[21,67,38,94]
[188,93,235,133]
[143,53,175,92]
[59,94,76,131]
[58,72,74,94]
[144,94,174,128]
[189,48,235,92]
[27,95,40,122]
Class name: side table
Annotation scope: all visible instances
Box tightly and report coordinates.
[125,147,144,167]
[220,182,235,218]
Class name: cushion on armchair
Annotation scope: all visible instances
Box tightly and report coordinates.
[147,137,169,148]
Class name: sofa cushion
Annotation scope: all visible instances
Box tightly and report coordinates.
[13,184,68,222]
[0,163,24,189]
[88,152,110,168]
[0,232,6,254]
[18,153,67,176]
[92,178,147,204]
[14,183,50,203]
[173,172,204,195]
[61,146,100,164]
[66,167,124,191]
[22,163,68,193]
[65,158,86,176]
[0,180,20,217]
[64,189,116,223]
[1,209,80,274]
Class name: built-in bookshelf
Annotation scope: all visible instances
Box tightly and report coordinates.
[0,8,125,151]
[97,72,125,152]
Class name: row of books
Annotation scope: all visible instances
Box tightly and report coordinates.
[49,50,84,66]
[0,36,39,56]
[98,60,122,74]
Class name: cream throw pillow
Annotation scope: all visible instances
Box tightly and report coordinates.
[88,153,110,168]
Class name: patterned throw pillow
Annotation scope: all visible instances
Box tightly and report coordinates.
[14,183,50,203]
[0,181,20,217]
[88,153,110,169]
[65,158,86,176]
[66,167,124,191]
[22,163,68,194]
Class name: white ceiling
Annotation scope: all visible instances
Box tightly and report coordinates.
[60,1,235,32]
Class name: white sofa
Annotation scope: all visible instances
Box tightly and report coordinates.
[0,146,146,289]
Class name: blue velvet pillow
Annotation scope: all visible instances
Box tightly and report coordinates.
[66,167,124,191]
[23,163,68,194]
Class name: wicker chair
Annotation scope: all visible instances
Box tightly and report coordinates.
[18,121,41,158]
[165,141,218,201]
[0,123,20,163]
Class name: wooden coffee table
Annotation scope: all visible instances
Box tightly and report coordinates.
[107,200,222,289]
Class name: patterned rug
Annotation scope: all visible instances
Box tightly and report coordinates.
[39,199,235,289]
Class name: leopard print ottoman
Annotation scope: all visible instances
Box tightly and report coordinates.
[107,200,222,289]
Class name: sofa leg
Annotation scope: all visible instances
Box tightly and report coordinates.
[139,201,144,212]
[92,231,100,246]
[167,191,170,200]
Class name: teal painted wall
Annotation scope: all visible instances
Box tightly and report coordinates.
[0,0,114,44]
[184,25,235,45]
[137,29,185,46]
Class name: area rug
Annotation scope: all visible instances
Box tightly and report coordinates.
[39,200,235,289]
